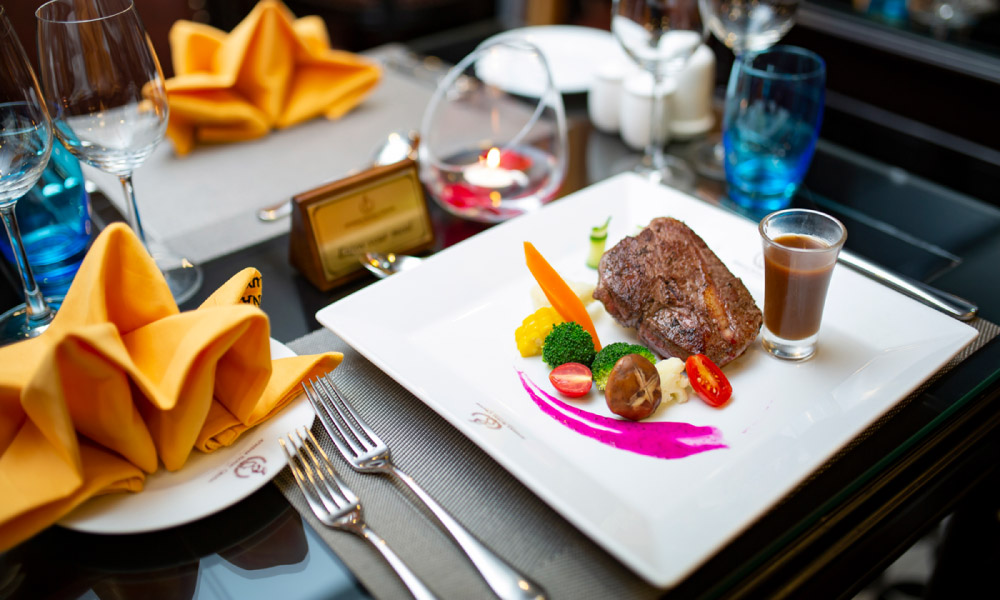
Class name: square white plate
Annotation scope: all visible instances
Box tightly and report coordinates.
[316,173,977,588]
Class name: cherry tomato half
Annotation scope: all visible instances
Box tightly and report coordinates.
[549,362,593,398]
[685,354,733,407]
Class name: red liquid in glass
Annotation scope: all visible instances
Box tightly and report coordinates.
[763,234,836,340]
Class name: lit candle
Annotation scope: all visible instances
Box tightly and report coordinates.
[462,147,528,189]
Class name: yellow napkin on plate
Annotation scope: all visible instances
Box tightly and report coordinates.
[0,223,342,551]
[164,0,381,155]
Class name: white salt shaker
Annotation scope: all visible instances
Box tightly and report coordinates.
[620,71,676,151]
[669,44,716,139]
[587,59,633,134]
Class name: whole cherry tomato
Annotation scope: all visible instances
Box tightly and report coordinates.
[685,354,733,407]
[548,362,593,398]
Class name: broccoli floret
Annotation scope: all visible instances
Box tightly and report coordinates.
[591,342,657,391]
[542,322,596,369]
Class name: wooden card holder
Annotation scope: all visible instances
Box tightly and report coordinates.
[289,159,435,291]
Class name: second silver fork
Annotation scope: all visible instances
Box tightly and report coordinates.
[303,374,547,600]
[280,427,438,600]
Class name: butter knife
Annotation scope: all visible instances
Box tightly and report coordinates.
[838,250,978,321]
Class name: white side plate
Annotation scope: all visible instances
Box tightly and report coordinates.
[59,339,312,534]
[476,25,629,97]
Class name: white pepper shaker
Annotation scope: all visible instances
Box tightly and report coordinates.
[619,71,676,151]
[588,59,634,134]
[669,44,716,140]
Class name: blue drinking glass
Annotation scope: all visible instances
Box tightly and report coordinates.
[722,46,825,217]
[0,141,91,296]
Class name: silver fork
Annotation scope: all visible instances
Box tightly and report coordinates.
[303,374,547,600]
[279,427,438,600]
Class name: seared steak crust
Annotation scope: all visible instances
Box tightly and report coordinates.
[593,217,762,366]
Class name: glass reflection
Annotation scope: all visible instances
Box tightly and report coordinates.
[0,490,371,600]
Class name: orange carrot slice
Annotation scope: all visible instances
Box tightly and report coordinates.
[523,241,601,351]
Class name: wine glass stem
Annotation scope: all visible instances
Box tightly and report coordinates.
[0,204,53,326]
[646,70,668,171]
[118,173,147,246]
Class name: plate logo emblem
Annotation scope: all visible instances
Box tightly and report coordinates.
[234,456,267,478]
[469,404,525,439]
[359,194,374,214]
[470,412,502,429]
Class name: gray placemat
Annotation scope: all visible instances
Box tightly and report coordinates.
[280,329,661,600]
[279,318,998,599]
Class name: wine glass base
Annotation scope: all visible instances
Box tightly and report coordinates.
[625,154,697,192]
[690,134,726,181]
[0,296,63,345]
[162,263,203,306]
[719,192,794,222]
[146,240,203,305]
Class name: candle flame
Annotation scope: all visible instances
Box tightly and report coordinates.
[485,147,501,169]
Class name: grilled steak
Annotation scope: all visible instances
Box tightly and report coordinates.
[594,217,762,366]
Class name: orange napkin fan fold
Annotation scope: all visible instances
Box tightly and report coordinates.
[165,0,381,155]
[0,223,342,552]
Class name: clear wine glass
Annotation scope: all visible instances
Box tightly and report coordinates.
[36,0,202,304]
[691,0,799,179]
[0,7,57,343]
[611,0,706,191]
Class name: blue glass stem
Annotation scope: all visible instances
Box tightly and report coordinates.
[119,172,147,246]
[0,203,53,327]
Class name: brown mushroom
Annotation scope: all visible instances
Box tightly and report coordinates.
[604,354,662,421]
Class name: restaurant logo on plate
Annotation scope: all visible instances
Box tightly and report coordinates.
[208,439,269,483]
[470,403,525,439]
[235,456,267,478]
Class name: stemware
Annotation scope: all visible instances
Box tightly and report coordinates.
[0,7,57,342]
[419,38,567,223]
[36,0,201,304]
[0,141,91,297]
[691,0,799,179]
[611,0,706,191]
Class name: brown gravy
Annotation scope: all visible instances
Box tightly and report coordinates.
[763,234,836,340]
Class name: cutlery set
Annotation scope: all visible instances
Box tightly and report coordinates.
[280,427,438,600]
[282,373,547,600]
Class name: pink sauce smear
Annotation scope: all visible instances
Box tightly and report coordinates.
[517,370,727,459]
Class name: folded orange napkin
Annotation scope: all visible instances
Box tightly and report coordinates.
[0,223,342,551]
[164,0,381,155]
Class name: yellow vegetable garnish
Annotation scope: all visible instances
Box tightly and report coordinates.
[515,306,564,357]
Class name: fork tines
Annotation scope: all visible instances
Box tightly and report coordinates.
[280,427,441,600]
[300,375,547,599]
[302,374,383,462]
[279,426,358,522]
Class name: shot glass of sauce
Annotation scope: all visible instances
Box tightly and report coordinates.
[759,209,847,360]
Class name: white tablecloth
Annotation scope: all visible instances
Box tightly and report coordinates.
[84,46,435,264]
